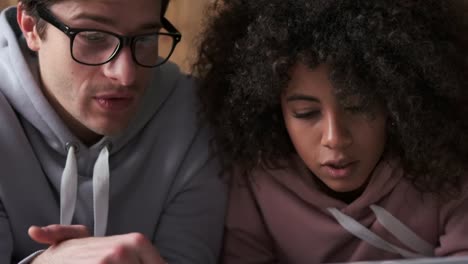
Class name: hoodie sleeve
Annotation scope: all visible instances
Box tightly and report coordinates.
[0,199,14,263]
[222,176,278,264]
[436,183,468,256]
[0,196,43,264]
[151,125,228,264]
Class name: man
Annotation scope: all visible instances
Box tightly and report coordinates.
[0,0,226,263]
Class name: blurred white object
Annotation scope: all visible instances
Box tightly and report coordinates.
[331,256,468,264]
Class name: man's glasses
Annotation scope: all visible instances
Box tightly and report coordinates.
[36,5,181,68]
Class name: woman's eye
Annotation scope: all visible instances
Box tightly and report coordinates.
[293,111,320,119]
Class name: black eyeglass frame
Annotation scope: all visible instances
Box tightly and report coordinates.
[36,5,182,68]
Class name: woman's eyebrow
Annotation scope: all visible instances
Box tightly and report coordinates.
[286,94,320,103]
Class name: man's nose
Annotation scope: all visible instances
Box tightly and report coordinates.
[102,46,137,86]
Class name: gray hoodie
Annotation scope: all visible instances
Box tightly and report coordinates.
[0,6,226,263]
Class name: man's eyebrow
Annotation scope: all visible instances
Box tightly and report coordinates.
[70,13,162,29]
[286,93,320,103]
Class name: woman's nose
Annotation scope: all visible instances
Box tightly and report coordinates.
[321,112,353,149]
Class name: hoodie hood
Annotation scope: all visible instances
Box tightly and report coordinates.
[0,6,180,155]
[0,6,183,236]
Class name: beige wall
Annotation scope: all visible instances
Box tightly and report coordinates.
[165,0,211,72]
[0,0,15,10]
[0,0,211,73]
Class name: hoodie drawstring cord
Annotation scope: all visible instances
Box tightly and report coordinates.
[328,206,434,258]
[60,145,78,226]
[60,144,110,237]
[92,146,110,237]
[369,205,434,256]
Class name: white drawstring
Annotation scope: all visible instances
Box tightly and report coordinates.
[60,145,78,226]
[59,144,110,236]
[370,205,434,256]
[328,206,434,258]
[93,146,110,237]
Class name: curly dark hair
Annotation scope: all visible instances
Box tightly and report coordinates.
[194,0,468,196]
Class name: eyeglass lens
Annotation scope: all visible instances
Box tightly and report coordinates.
[71,27,175,67]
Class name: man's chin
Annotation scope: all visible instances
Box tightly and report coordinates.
[91,122,131,139]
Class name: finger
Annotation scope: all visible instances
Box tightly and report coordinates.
[28,224,90,245]
[123,233,165,264]
[106,244,141,264]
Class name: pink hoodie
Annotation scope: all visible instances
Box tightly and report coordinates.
[223,158,468,263]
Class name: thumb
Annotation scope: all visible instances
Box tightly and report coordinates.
[28,224,90,245]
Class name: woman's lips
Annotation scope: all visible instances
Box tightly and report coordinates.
[322,160,358,179]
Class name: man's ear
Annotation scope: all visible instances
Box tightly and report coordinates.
[17,3,42,51]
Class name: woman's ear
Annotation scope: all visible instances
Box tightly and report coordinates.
[17,3,42,51]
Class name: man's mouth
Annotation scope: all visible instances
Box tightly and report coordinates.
[94,93,135,112]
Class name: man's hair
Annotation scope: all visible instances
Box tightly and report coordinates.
[19,0,171,37]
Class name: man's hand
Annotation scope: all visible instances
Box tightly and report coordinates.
[28,225,90,245]
[29,225,165,264]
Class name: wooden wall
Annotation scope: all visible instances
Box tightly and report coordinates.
[0,0,15,9]
[0,0,212,73]
[165,0,212,73]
